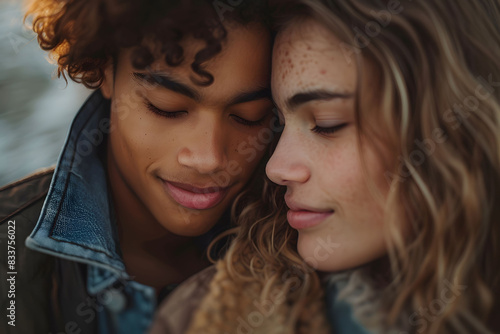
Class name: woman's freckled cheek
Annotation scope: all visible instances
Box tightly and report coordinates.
[321,143,359,201]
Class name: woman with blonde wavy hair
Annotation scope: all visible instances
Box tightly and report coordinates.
[150,0,500,333]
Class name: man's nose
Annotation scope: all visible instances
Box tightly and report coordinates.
[177,118,228,175]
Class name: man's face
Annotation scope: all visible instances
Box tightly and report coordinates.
[102,24,273,236]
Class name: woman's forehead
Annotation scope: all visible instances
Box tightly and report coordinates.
[272,20,357,110]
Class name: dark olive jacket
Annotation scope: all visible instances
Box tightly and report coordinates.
[0,168,98,334]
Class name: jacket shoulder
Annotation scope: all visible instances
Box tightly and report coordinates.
[149,266,217,334]
[0,167,58,334]
[0,167,54,225]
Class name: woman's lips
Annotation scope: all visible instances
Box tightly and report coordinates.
[163,181,228,210]
[286,210,333,230]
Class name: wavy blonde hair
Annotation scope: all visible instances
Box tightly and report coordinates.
[187,0,500,333]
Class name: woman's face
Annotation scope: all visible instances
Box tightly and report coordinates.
[267,19,390,272]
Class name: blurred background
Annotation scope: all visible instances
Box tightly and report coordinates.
[0,0,90,186]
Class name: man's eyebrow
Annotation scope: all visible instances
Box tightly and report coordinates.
[286,90,353,110]
[228,88,272,105]
[133,72,201,101]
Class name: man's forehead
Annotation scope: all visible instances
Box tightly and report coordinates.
[122,23,272,105]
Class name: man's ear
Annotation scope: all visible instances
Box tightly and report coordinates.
[100,60,114,99]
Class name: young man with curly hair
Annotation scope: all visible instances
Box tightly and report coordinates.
[0,1,274,333]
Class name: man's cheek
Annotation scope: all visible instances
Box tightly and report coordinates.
[226,160,243,176]
[209,159,246,188]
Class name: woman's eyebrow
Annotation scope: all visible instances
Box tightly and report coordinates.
[286,89,353,111]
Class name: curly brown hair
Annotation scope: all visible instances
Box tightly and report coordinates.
[24,0,270,88]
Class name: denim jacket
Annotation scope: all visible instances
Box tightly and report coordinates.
[20,90,156,333]
[325,273,372,334]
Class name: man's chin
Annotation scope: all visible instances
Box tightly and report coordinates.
[158,218,220,237]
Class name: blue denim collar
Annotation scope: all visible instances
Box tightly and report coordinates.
[325,271,373,334]
[26,91,127,291]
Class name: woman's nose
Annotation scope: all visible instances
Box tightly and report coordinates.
[266,128,310,185]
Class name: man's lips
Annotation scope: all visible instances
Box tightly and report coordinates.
[162,180,229,210]
[167,181,225,194]
[285,198,334,230]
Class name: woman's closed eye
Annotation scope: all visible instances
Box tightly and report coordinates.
[312,123,348,135]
